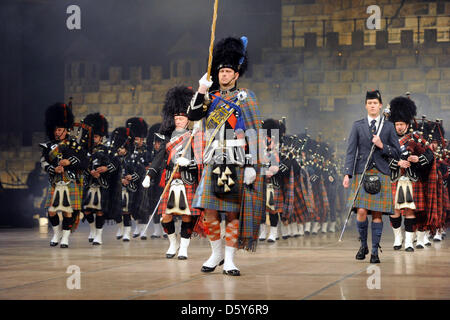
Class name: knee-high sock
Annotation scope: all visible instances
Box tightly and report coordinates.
[161,220,175,235]
[62,216,73,231]
[389,216,402,229]
[404,218,416,233]
[85,213,95,224]
[371,221,383,255]
[123,214,131,227]
[269,213,279,227]
[225,219,239,248]
[356,219,368,247]
[95,215,105,229]
[48,214,60,227]
[180,221,193,239]
[204,220,221,241]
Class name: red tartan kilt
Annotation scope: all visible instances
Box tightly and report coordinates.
[158,172,201,216]
[267,185,284,213]
[444,185,450,211]
[293,180,307,222]
[391,179,426,212]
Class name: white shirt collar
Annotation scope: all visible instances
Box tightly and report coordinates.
[367,115,381,126]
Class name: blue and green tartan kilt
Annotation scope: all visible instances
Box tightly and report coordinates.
[348,168,394,215]
[193,164,243,213]
[44,180,82,211]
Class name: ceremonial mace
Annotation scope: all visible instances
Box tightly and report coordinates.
[140,0,219,236]
[338,107,390,242]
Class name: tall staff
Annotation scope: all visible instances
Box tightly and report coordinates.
[140,0,219,235]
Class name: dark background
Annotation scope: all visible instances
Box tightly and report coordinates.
[1,0,281,144]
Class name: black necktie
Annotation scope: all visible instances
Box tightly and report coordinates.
[370,119,377,135]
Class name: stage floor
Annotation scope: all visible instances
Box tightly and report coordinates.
[0,222,449,300]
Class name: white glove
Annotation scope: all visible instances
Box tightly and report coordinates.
[199,73,213,89]
[142,175,151,188]
[244,167,257,185]
[175,156,191,167]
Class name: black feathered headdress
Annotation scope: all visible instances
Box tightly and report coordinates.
[44,102,74,140]
[83,113,109,137]
[388,96,417,125]
[126,117,148,138]
[110,127,134,152]
[160,86,194,136]
[210,36,248,90]
[262,118,281,139]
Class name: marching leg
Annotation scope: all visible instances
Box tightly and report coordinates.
[93,214,105,246]
[223,219,240,276]
[161,220,178,258]
[49,213,62,247]
[201,220,224,272]
[122,214,131,242]
[60,215,73,248]
[177,220,193,260]
[85,213,96,243]
[390,216,403,250]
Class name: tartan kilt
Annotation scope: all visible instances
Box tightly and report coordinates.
[266,183,284,214]
[293,178,308,223]
[300,174,314,221]
[44,179,82,211]
[444,185,450,211]
[391,178,426,212]
[348,168,394,214]
[193,164,243,213]
[158,172,201,216]
[282,170,294,221]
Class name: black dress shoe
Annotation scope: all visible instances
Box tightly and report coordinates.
[178,256,187,260]
[123,238,130,242]
[201,259,224,273]
[282,236,289,240]
[116,235,123,240]
[416,244,424,249]
[92,242,101,246]
[304,231,310,236]
[223,269,240,276]
[405,247,414,252]
[425,242,431,247]
[141,236,147,240]
[166,253,176,259]
[88,238,94,243]
[355,246,369,260]
[259,238,266,241]
[393,245,402,250]
[370,254,380,263]
[267,239,275,243]
[60,244,68,248]
[50,242,58,247]
[132,234,140,238]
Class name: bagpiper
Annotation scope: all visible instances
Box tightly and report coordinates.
[81,113,118,245]
[40,103,87,248]
[187,36,265,276]
[126,117,150,239]
[144,86,204,259]
[387,97,434,251]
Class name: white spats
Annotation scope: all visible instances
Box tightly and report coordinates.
[280,223,289,239]
[93,228,103,245]
[304,222,311,234]
[259,224,267,241]
[297,223,304,236]
[329,221,336,233]
[267,226,278,242]
[202,239,224,269]
[122,226,131,242]
[392,227,403,250]
[177,237,190,260]
[312,222,320,234]
[50,224,62,246]
[321,222,328,234]
[139,224,148,239]
[166,233,179,258]
[433,230,442,242]
[116,222,124,240]
[133,224,141,238]
[60,230,71,248]
[223,246,240,273]
[88,222,96,242]
[404,231,414,252]
[415,231,425,249]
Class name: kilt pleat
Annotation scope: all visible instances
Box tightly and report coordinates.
[391,179,426,212]
[45,180,82,211]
